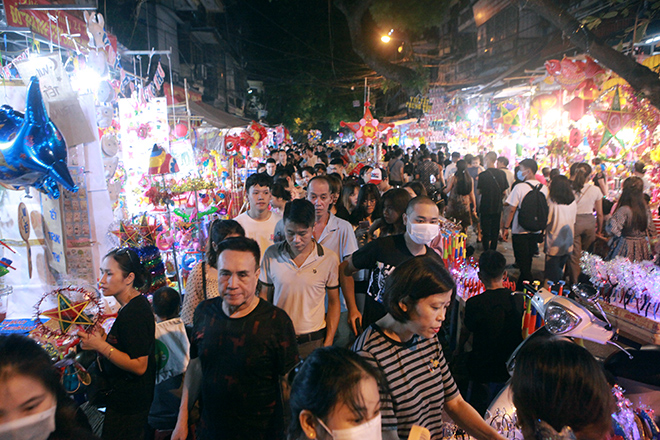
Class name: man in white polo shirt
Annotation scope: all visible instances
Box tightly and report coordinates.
[260,199,340,359]
[234,172,281,258]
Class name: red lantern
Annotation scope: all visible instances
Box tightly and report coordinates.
[173,123,188,139]
[569,128,582,147]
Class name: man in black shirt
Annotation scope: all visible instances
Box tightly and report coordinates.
[463,250,524,416]
[340,196,445,328]
[477,152,509,251]
[172,237,299,440]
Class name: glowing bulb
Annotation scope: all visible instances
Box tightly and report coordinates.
[468,108,479,122]
[381,35,391,43]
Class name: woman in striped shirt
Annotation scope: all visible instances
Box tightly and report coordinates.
[353,256,505,440]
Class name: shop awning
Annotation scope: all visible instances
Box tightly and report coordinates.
[188,101,250,128]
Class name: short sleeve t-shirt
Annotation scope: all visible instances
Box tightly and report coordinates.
[234,211,282,258]
[505,179,549,234]
[101,295,156,413]
[260,242,340,334]
[191,298,299,440]
[464,288,524,383]
[352,325,459,439]
[351,234,445,303]
[477,168,509,214]
[574,184,602,215]
[545,200,577,256]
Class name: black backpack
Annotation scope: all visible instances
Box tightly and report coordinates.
[517,182,548,232]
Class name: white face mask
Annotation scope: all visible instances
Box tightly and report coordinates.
[0,405,56,440]
[317,413,382,440]
[407,222,439,245]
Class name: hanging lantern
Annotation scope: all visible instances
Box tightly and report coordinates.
[173,123,188,139]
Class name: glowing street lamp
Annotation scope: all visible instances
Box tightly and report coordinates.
[381,29,394,43]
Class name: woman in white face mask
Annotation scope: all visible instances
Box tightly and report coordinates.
[0,334,98,440]
[288,347,383,440]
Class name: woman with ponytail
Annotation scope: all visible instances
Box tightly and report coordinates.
[568,163,604,283]
[78,247,155,440]
[446,159,477,232]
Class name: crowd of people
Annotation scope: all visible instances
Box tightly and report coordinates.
[0,141,652,440]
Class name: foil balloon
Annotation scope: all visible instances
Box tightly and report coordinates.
[0,77,78,198]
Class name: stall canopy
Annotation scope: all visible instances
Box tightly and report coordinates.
[188,101,250,128]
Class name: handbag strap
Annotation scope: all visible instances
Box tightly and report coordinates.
[202,261,208,301]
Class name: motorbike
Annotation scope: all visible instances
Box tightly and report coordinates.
[485,282,660,440]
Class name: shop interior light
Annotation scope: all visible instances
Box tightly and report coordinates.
[72,68,103,93]
[544,109,561,125]
[467,108,479,122]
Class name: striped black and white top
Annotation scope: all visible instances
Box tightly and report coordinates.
[352,324,459,439]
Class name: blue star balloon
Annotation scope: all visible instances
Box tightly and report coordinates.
[0,76,78,198]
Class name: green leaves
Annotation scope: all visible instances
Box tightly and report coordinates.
[369,0,450,35]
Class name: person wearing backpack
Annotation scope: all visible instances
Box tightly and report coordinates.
[502,159,548,289]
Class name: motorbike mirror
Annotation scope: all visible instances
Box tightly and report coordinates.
[572,283,598,301]
[511,290,534,300]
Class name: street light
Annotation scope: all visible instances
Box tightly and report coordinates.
[381,29,394,43]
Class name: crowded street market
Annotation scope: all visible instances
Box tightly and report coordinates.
[0,0,659,440]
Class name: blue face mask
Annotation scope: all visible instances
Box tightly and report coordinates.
[516,170,525,181]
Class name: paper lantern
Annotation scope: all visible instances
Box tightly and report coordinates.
[173,123,188,139]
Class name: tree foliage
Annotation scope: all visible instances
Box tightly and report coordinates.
[370,0,450,36]
[267,78,360,141]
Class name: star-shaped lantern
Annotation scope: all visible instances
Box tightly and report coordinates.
[341,102,393,154]
[493,101,520,133]
[593,87,634,149]
[111,222,142,247]
[41,292,94,333]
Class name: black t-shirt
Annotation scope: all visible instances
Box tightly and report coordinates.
[351,234,445,303]
[101,294,156,413]
[464,288,524,383]
[191,298,299,440]
[477,168,509,214]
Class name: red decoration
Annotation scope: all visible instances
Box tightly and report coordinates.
[545,55,604,92]
[340,102,393,153]
[173,123,188,139]
[569,128,582,147]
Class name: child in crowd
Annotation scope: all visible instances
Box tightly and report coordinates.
[149,287,190,439]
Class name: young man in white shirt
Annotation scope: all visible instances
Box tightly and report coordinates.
[502,158,549,289]
[260,199,340,359]
[234,173,281,258]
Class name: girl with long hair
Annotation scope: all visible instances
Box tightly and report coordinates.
[445,159,477,233]
[606,176,657,261]
[369,188,411,237]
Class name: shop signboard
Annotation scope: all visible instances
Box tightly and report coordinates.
[3,0,117,54]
